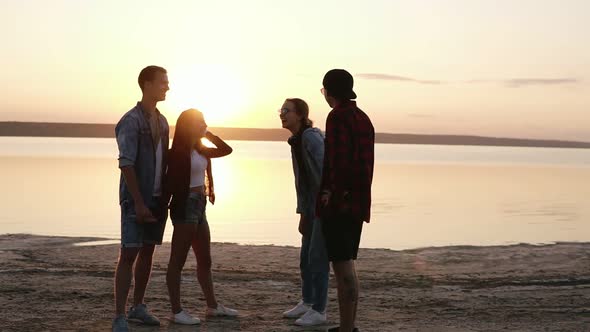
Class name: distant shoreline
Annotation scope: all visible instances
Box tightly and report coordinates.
[1,121,590,149]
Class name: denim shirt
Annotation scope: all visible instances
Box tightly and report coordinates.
[116,102,170,205]
[290,127,325,219]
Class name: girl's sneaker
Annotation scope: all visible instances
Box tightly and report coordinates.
[206,303,239,317]
[170,310,200,325]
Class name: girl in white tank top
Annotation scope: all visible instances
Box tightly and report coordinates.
[165,109,236,322]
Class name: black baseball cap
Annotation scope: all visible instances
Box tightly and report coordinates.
[322,69,357,100]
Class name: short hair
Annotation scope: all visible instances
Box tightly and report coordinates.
[138,66,167,91]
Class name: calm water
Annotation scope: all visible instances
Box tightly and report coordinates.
[1,137,589,250]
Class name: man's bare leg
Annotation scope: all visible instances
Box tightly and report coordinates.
[332,260,358,332]
[132,244,156,306]
[115,248,140,316]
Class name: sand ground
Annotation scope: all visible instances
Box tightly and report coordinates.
[1,234,589,331]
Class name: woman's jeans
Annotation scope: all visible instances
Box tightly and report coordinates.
[300,216,330,313]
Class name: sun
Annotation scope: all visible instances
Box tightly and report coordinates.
[165,64,246,126]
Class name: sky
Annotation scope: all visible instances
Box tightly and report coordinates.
[1,0,589,141]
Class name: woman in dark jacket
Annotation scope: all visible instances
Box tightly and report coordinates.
[164,109,236,325]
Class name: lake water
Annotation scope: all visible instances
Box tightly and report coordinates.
[1,137,589,250]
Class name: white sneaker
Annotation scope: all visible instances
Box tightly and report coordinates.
[170,310,200,325]
[283,300,311,318]
[206,303,239,317]
[295,309,327,326]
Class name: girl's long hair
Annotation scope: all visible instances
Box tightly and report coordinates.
[170,108,205,155]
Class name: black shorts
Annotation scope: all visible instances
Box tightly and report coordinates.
[322,214,363,262]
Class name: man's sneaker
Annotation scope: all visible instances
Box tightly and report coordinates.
[112,315,129,332]
[170,310,200,325]
[206,303,239,317]
[283,300,311,318]
[295,309,327,326]
[127,304,160,326]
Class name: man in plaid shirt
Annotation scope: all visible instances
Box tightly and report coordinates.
[317,69,374,332]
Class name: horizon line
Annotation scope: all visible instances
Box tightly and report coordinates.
[0,121,589,148]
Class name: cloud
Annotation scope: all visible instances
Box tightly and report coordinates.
[356,73,444,85]
[502,78,579,87]
[358,73,581,88]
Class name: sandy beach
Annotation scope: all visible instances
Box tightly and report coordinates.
[1,234,589,331]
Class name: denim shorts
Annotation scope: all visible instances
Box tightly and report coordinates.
[120,196,167,248]
[171,191,208,225]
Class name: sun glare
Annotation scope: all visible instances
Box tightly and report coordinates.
[166,64,246,126]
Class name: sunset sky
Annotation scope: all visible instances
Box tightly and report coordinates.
[1,0,589,141]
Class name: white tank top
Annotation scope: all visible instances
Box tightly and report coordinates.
[190,149,208,188]
[153,140,163,196]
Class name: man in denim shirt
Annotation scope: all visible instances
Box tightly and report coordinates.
[112,66,170,332]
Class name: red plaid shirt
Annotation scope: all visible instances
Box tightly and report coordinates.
[317,100,375,222]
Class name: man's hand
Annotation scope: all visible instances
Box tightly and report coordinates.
[120,166,156,223]
[209,192,216,205]
[135,201,156,224]
[298,215,309,236]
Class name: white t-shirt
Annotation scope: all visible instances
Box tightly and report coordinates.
[190,149,208,188]
[153,140,163,196]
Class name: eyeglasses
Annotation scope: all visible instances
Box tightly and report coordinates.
[278,107,292,116]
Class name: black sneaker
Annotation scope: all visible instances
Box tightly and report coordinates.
[127,304,160,325]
